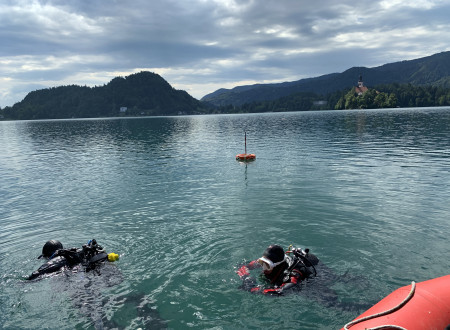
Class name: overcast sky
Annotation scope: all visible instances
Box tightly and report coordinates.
[1,0,449,107]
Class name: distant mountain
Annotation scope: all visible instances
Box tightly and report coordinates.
[201,51,450,106]
[4,71,208,120]
[4,52,450,120]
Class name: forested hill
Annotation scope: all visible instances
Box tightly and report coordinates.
[201,51,450,106]
[3,52,450,120]
[3,72,208,120]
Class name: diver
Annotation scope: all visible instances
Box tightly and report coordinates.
[236,244,319,294]
[27,239,119,280]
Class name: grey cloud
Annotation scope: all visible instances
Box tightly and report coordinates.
[1,0,450,107]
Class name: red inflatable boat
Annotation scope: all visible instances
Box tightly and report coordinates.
[342,275,450,330]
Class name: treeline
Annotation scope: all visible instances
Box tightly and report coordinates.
[214,92,321,113]
[333,83,450,110]
[2,80,450,120]
[211,83,450,114]
[334,89,398,110]
[0,72,208,120]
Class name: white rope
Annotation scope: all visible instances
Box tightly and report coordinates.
[344,281,416,330]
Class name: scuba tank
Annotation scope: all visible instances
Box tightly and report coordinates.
[271,246,320,292]
[286,247,319,277]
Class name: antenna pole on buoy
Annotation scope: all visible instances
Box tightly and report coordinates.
[245,131,247,155]
[236,131,255,161]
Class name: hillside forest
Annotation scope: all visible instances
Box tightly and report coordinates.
[215,83,450,114]
[2,75,450,120]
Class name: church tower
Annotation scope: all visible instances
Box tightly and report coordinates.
[355,74,368,95]
[358,74,364,88]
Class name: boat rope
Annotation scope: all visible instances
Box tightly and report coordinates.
[343,281,416,330]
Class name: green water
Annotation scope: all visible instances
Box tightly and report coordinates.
[1,108,449,329]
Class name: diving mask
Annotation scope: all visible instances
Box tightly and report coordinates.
[258,255,286,271]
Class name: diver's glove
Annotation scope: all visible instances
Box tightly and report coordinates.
[262,288,283,295]
[28,271,40,281]
[237,265,250,279]
[239,276,258,291]
[262,279,298,295]
[236,260,260,279]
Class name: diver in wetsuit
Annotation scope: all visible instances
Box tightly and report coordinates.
[236,244,319,294]
[28,239,119,280]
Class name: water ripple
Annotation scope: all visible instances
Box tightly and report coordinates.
[1,108,449,329]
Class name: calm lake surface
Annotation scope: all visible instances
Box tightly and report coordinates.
[1,108,449,329]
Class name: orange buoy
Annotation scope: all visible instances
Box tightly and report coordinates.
[236,153,256,161]
[236,131,256,161]
[341,275,450,330]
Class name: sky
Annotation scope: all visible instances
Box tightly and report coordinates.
[1,0,450,107]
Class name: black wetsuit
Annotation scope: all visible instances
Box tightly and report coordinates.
[237,249,319,294]
[28,240,109,280]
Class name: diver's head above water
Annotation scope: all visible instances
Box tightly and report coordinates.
[38,240,63,259]
[258,244,287,275]
[236,244,319,293]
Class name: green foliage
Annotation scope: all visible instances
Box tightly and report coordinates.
[210,82,450,113]
[333,83,450,110]
[3,72,208,120]
[217,92,324,113]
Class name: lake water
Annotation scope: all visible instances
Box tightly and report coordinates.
[1,108,449,329]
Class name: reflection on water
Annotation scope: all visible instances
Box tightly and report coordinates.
[1,108,449,329]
